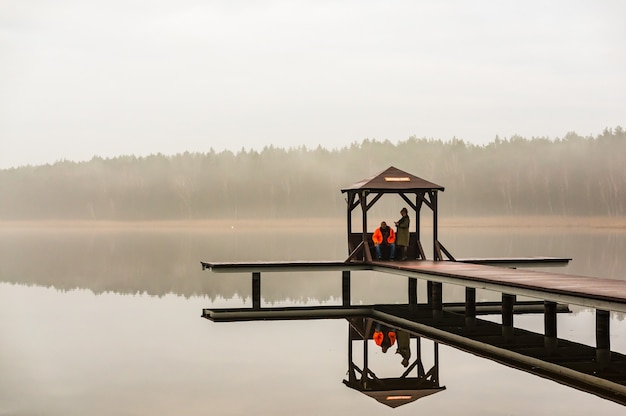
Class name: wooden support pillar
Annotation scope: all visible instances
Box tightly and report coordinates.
[360,192,371,262]
[415,194,421,260]
[415,336,422,377]
[433,342,440,384]
[596,309,611,367]
[431,282,442,310]
[346,194,353,252]
[431,282,443,320]
[432,191,439,261]
[544,301,558,354]
[347,322,356,383]
[252,272,261,310]
[342,270,351,307]
[502,294,516,340]
[465,287,477,329]
[408,277,418,305]
[363,330,369,385]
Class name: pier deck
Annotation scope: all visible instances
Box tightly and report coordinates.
[371,260,626,313]
[201,258,626,313]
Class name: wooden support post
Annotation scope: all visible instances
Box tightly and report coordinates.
[544,301,558,354]
[360,191,371,262]
[431,282,443,320]
[416,240,425,260]
[465,287,476,329]
[346,194,353,253]
[415,194,421,260]
[434,241,443,262]
[347,322,356,383]
[596,309,611,367]
[432,191,439,261]
[408,277,418,305]
[433,342,440,384]
[431,282,442,309]
[502,293,515,340]
[363,329,369,385]
[252,272,261,310]
[415,336,422,377]
[342,270,351,307]
[426,281,433,307]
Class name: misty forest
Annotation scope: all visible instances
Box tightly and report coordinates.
[1,127,624,220]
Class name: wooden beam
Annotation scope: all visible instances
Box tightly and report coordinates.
[345,241,365,262]
[360,191,372,262]
[466,287,477,329]
[502,293,516,340]
[252,272,261,310]
[438,242,456,261]
[365,193,383,211]
[418,192,433,210]
[431,191,439,261]
[408,277,418,305]
[399,193,418,212]
[545,301,558,353]
[596,309,611,366]
[342,270,351,307]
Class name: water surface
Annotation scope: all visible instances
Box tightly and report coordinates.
[1,222,625,415]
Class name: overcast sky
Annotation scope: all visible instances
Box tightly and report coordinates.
[1,1,624,168]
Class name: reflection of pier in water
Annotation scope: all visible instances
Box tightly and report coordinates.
[202,287,626,407]
[345,317,445,408]
[200,167,626,407]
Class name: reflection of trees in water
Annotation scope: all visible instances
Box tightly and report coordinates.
[0,227,624,299]
[0,229,218,297]
[0,228,346,299]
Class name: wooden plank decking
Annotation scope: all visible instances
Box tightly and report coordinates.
[371,260,626,313]
[201,261,369,272]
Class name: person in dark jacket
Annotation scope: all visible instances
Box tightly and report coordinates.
[394,208,410,260]
[396,330,411,367]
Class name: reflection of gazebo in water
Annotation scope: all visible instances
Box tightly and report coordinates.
[344,317,445,408]
[341,166,455,262]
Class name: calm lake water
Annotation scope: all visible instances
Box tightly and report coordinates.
[1,221,625,415]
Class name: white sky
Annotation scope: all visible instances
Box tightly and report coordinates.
[1,0,625,168]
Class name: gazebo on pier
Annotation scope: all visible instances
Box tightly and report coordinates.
[341,166,455,262]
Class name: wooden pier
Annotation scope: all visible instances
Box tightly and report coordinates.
[201,259,626,406]
[200,167,626,407]
[201,256,625,313]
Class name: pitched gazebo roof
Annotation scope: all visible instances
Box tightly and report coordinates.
[341,166,444,193]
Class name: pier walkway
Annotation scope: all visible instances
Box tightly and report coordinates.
[370,260,626,313]
[201,258,626,313]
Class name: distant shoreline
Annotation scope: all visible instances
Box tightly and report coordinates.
[1,216,625,231]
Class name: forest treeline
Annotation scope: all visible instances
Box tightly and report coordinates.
[1,127,625,220]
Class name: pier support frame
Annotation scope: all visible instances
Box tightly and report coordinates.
[502,294,516,340]
[408,277,418,305]
[596,309,611,367]
[252,272,261,309]
[465,287,477,329]
[342,271,351,307]
[430,281,443,320]
[544,301,558,354]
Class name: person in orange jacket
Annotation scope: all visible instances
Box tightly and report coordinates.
[373,323,397,353]
[372,221,396,261]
